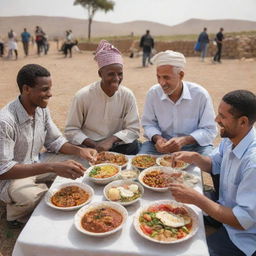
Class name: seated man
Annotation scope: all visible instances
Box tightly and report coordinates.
[169,90,256,256]
[140,50,217,155]
[0,64,97,228]
[65,40,140,155]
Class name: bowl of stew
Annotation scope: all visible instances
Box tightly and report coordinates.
[45,182,94,211]
[131,154,157,170]
[84,163,121,185]
[74,201,128,236]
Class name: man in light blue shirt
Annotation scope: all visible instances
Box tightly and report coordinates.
[170,90,256,256]
[140,50,217,155]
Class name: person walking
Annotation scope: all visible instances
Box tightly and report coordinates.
[140,30,154,67]
[198,27,209,61]
[213,27,224,63]
[7,29,18,60]
[21,28,31,56]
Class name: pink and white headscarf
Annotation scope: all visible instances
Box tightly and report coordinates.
[94,40,123,69]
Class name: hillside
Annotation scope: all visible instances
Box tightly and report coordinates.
[0,16,256,39]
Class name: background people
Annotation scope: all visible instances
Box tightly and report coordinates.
[21,28,31,56]
[169,90,256,256]
[198,27,209,61]
[213,27,224,63]
[65,40,140,155]
[35,26,45,56]
[140,50,217,155]
[140,30,154,67]
[7,29,18,60]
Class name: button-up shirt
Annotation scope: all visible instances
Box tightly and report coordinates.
[0,97,67,201]
[64,81,140,145]
[141,81,217,146]
[211,127,256,256]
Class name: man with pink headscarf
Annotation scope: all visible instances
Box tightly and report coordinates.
[65,40,140,154]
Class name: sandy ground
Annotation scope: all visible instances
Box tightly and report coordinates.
[0,42,256,256]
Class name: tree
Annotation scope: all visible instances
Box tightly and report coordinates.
[74,0,114,40]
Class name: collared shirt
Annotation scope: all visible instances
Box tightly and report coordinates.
[0,97,67,201]
[64,81,140,145]
[141,81,217,146]
[211,127,256,256]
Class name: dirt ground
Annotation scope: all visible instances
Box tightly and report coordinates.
[0,42,255,256]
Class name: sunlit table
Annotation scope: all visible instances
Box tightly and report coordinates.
[12,157,209,256]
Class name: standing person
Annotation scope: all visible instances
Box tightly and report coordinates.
[0,34,4,57]
[139,50,217,155]
[35,26,45,56]
[7,29,18,60]
[65,40,140,155]
[21,28,31,56]
[140,30,154,67]
[213,27,224,63]
[0,64,97,228]
[198,27,209,61]
[169,90,256,256]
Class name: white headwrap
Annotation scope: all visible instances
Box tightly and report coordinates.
[152,50,186,68]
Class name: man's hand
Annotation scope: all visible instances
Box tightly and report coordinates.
[169,183,202,204]
[95,136,120,152]
[169,151,197,167]
[154,136,168,153]
[160,137,186,153]
[79,148,97,162]
[51,160,86,180]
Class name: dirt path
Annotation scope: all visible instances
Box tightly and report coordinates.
[0,43,255,256]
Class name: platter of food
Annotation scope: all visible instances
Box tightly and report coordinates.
[104,180,144,206]
[84,163,121,185]
[89,151,128,168]
[74,201,128,236]
[156,155,190,170]
[45,182,94,211]
[119,168,139,180]
[131,154,157,170]
[138,167,199,192]
[133,200,199,244]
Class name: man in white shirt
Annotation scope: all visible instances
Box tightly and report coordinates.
[169,90,256,256]
[65,40,140,154]
[140,50,217,155]
[0,64,97,228]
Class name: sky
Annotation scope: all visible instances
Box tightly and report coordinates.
[0,0,256,26]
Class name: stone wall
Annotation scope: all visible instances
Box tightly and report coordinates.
[78,36,256,59]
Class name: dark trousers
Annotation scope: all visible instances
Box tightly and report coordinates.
[0,43,4,56]
[110,140,140,155]
[22,41,29,56]
[207,226,256,256]
[213,43,222,62]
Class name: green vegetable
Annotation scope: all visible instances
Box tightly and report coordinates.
[89,166,101,177]
[182,226,189,234]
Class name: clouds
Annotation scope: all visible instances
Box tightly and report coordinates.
[0,0,255,26]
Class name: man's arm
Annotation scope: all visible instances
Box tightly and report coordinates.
[169,184,244,230]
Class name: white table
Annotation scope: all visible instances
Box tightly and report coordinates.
[13,164,209,256]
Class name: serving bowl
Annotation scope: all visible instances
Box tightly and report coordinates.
[89,151,128,169]
[133,200,199,244]
[131,154,157,170]
[45,182,94,211]
[103,180,144,206]
[156,155,190,170]
[74,201,128,236]
[84,163,121,185]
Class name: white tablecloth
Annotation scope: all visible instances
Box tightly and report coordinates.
[13,163,209,256]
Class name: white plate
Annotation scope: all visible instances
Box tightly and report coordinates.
[156,155,190,170]
[74,201,128,236]
[131,154,157,170]
[103,180,144,206]
[133,200,199,244]
[138,166,175,192]
[89,151,128,169]
[45,182,94,211]
[84,163,121,185]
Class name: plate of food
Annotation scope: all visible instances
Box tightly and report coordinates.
[134,200,199,244]
[89,151,128,169]
[156,155,190,170]
[131,154,157,170]
[104,180,144,206]
[138,167,199,192]
[119,168,140,181]
[74,201,128,236]
[45,182,94,211]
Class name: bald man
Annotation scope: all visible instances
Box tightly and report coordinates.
[139,50,217,155]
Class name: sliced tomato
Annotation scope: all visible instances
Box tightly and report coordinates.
[140,224,153,235]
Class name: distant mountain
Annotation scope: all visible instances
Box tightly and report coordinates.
[0,16,255,39]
